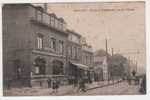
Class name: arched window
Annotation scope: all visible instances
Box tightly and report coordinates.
[52,60,64,75]
[34,57,46,75]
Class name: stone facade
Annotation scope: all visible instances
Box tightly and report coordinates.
[3,4,94,88]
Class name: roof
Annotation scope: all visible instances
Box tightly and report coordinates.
[66,29,82,37]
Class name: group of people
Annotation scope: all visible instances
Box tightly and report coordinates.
[47,78,60,93]
[47,77,87,94]
[126,74,146,94]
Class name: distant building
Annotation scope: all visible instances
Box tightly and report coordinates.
[94,56,108,81]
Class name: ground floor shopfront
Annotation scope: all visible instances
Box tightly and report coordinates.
[68,62,94,85]
[30,50,68,87]
[4,50,94,88]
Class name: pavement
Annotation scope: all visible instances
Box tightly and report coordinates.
[3,80,142,96]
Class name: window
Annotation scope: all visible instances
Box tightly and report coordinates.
[50,38,56,51]
[86,55,88,65]
[77,47,80,59]
[43,13,50,25]
[37,35,43,49]
[55,18,59,29]
[59,40,64,54]
[36,10,42,22]
[90,56,92,65]
[60,22,63,30]
[34,57,46,75]
[74,47,77,59]
[72,46,76,59]
[35,66,40,74]
[50,16,55,27]
[68,46,72,57]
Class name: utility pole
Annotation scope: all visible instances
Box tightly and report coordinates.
[105,38,109,82]
[111,47,114,82]
[128,56,131,76]
[135,61,138,74]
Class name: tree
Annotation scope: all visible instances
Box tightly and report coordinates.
[109,54,128,79]
[94,49,111,57]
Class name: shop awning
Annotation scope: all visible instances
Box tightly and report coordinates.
[71,62,89,71]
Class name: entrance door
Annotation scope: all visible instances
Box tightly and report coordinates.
[52,60,64,75]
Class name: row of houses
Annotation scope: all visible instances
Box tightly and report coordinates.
[3,4,94,88]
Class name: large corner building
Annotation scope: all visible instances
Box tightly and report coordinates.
[3,4,94,88]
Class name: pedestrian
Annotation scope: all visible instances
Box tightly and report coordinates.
[139,75,146,94]
[52,79,57,93]
[47,78,51,88]
[55,79,60,93]
[127,76,131,85]
[77,77,86,92]
[73,77,78,88]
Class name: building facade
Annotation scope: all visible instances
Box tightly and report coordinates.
[3,4,69,87]
[65,30,83,84]
[94,56,108,81]
[3,4,94,88]
[81,40,94,82]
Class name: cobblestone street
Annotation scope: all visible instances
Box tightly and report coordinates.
[4,81,142,96]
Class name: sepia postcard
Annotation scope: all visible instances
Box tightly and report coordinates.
[2,1,146,96]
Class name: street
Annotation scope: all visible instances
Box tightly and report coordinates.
[4,80,142,96]
[67,81,141,95]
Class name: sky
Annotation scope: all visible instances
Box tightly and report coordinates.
[43,2,146,74]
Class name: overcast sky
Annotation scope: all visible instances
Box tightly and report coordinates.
[44,2,146,74]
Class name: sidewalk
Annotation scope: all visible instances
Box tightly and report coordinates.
[4,85,73,96]
[86,80,122,91]
[4,80,122,96]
